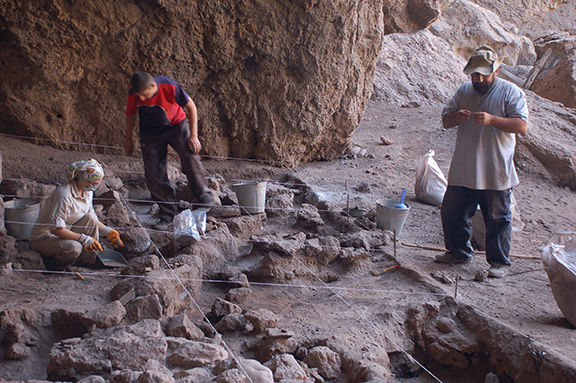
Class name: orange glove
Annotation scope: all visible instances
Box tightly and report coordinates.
[79,234,103,251]
[107,230,124,248]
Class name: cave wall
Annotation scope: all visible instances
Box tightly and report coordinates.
[0,0,442,166]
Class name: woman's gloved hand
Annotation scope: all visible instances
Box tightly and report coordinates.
[107,230,125,248]
[79,233,103,251]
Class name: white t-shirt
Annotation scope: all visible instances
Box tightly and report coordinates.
[30,182,94,240]
[442,78,529,190]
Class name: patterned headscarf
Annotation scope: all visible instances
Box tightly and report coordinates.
[66,159,104,182]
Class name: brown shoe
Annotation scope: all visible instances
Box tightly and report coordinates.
[434,252,473,264]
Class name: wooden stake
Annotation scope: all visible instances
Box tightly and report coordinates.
[454,273,459,299]
[400,242,540,260]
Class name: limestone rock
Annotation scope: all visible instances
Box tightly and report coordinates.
[531,34,576,107]
[111,254,203,317]
[125,294,163,322]
[136,359,175,383]
[265,193,295,217]
[121,227,152,256]
[244,309,279,334]
[225,287,253,304]
[235,357,274,383]
[6,342,31,360]
[429,0,536,65]
[83,300,127,329]
[211,298,243,318]
[317,236,341,266]
[215,313,252,334]
[0,0,404,166]
[166,341,228,369]
[304,346,342,379]
[296,204,325,231]
[0,235,18,264]
[166,313,204,341]
[264,354,308,382]
[517,92,576,190]
[47,319,168,381]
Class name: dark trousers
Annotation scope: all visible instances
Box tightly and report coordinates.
[140,119,209,220]
[441,185,512,266]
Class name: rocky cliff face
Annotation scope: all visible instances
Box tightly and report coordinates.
[0,0,443,166]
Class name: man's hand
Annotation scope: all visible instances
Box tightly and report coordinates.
[188,136,202,155]
[471,112,493,126]
[456,109,472,123]
[443,109,471,128]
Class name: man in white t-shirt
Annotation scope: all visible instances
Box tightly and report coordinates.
[436,46,529,278]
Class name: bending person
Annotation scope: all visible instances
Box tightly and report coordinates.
[124,71,213,230]
[30,159,124,270]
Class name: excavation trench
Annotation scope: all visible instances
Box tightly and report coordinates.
[1,172,575,383]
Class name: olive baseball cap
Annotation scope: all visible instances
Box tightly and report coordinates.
[463,45,504,76]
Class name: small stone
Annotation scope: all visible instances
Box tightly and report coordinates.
[474,270,489,282]
[380,135,394,145]
[265,328,293,339]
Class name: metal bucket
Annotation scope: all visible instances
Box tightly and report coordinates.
[376,198,411,236]
[233,181,267,214]
[4,198,40,239]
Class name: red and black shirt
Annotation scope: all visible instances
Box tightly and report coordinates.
[125,76,190,132]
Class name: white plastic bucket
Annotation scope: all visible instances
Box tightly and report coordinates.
[233,181,267,214]
[4,198,40,239]
[376,198,410,236]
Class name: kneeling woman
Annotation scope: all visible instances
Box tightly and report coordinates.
[30,159,123,270]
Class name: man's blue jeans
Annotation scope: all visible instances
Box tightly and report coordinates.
[441,186,512,265]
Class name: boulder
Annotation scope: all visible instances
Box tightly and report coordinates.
[47,320,168,381]
[530,33,576,107]
[429,0,536,65]
[264,354,308,382]
[82,300,127,329]
[304,346,342,379]
[516,92,576,190]
[166,340,228,369]
[244,309,279,334]
[373,29,468,106]
[166,313,204,341]
[0,0,414,165]
[111,254,203,317]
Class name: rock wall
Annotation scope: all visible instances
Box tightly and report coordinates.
[0,0,444,166]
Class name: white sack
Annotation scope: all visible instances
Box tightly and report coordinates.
[540,232,576,327]
[414,150,447,206]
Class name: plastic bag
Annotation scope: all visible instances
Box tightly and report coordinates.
[541,233,576,327]
[414,150,447,206]
[173,208,207,249]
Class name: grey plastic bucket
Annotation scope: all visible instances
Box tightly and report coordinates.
[4,199,40,239]
[233,181,267,214]
[376,198,410,236]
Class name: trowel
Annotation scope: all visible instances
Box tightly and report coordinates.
[96,248,128,268]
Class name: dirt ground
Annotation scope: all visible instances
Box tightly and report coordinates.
[1,100,575,382]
